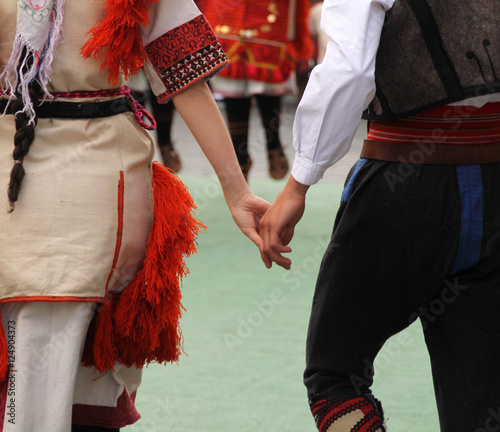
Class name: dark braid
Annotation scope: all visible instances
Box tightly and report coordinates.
[7,78,40,212]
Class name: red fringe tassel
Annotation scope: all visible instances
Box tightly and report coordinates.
[82,162,205,372]
[80,0,159,84]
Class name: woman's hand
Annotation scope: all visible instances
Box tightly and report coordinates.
[227,190,272,267]
[172,80,270,260]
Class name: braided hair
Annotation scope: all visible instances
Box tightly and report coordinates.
[7,57,40,212]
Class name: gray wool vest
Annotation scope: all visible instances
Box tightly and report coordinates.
[363,0,500,120]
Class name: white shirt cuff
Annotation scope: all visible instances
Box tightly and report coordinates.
[291,154,329,186]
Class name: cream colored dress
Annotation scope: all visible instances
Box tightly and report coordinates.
[0,0,154,301]
[0,0,227,429]
[0,0,227,301]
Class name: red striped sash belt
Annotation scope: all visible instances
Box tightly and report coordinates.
[361,102,500,164]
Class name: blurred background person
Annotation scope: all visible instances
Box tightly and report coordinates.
[204,0,313,181]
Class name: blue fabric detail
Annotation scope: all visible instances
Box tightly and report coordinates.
[341,159,367,202]
[451,165,484,275]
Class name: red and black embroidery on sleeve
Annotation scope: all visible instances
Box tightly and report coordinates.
[145,14,229,101]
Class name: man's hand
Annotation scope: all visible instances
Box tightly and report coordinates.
[259,175,309,269]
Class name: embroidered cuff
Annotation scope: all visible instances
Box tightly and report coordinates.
[144,14,229,102]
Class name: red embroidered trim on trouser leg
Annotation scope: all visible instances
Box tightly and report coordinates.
[310,395,386,432]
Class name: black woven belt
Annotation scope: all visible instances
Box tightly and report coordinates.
[0,97,131,119]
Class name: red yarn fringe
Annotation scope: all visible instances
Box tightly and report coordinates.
[81,0,159,84]
[82,162,205,372]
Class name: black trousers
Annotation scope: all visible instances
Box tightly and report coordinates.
[224,95,282,165]
[305,159,500,432]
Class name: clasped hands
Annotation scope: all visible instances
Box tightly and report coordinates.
[232,175,309,270]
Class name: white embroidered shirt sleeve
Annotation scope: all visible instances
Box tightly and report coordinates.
[141,0,229,103]
[291,0,395,185]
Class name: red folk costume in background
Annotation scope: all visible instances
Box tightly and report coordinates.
[204,0,312,181]
[204,0,312,85]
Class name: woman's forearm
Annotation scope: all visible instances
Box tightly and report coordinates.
[172,80,250,205]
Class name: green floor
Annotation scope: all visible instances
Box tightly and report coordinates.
[128,176,440,432]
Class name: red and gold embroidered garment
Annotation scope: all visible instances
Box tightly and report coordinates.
[204,0,312,83]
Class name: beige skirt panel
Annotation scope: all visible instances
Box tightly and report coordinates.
[0,112,153,301]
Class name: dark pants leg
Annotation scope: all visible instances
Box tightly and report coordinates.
[422,163,500,431]
[224,97,251,165]
[150,94,175,146]
[255,95,289,179]
[255,95,282,151]
[305,160,500,431]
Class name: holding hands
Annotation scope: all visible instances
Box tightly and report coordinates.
[172,81,308,267]
[224,174,308,271]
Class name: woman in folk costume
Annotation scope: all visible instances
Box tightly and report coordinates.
[0,0,269,431]
[204,0,313,180]
[260,0,500,430]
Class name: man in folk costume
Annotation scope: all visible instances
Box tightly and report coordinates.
[260,0,500,431]
[0,1,269,431]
